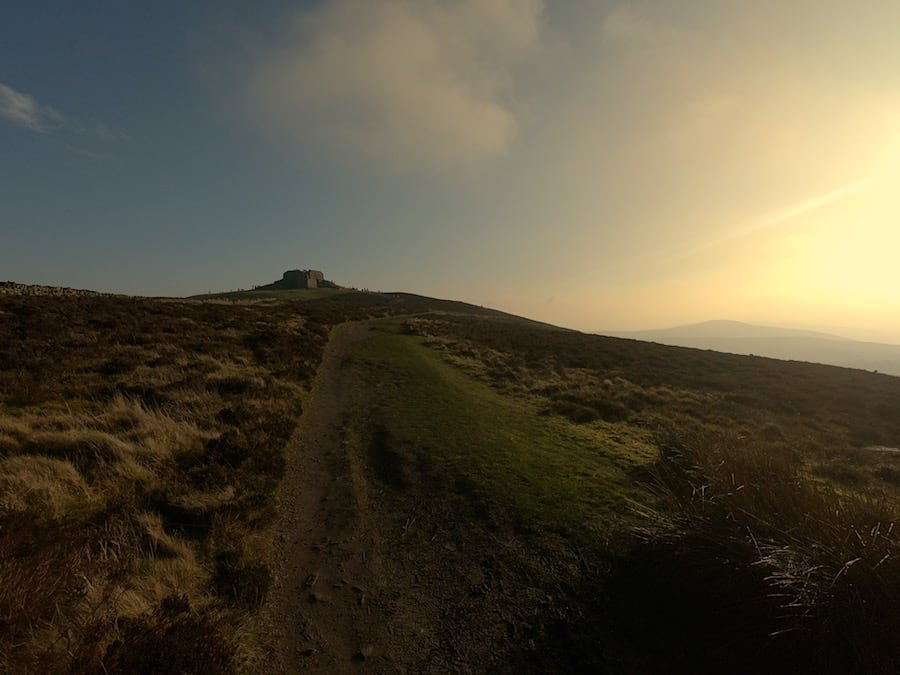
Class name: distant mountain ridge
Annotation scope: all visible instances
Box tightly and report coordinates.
[620,319,849,341]
[600,320,900,377]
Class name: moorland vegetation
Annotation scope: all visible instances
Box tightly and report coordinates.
[404,313,900,672]
[1,292,899,672]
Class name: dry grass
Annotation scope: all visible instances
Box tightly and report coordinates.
[620,432,900,672]
[6,294,900,670]
[0,402,224,671]
[407,313,900,671]
[0,292,435,671]
[0,455,96,520]
[0,295,337,672]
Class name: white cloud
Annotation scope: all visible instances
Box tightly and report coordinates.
[245,0,543,170]
[0,81,128,145]
[0,82,63,132]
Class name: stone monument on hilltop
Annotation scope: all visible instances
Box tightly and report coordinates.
[279,269,326,289]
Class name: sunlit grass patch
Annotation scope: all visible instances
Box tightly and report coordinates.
[346,318,655,541]
[0,455,97,521]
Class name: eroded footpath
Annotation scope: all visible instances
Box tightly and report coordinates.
[266,321,394,673]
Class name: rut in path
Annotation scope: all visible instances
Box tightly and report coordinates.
[266,321,392,673]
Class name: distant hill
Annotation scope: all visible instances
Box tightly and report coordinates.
[600,320,900,376]
[619,320,849,341]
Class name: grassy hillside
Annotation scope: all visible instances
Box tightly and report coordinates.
[2,293,899,672]
[347,318,655,538]
[403,312,900,671]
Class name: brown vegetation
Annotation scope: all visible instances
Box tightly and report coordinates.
[621,433,900,672]
[406,313,900,489]
[0,293,416,672]
[406,312,900,672]
[4,294,900,672]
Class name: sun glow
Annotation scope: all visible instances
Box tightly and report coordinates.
[728,130,900,338]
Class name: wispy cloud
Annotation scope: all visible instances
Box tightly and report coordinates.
[71,121,130,143]
[244,0,543,171]
[0,80,128,146]
[63,144,115,161]
[705,179,871,252]
[0,82,64,132]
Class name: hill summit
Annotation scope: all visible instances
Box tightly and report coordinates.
[257,269,338,291]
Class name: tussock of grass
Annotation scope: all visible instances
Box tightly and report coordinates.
[23,429,135,473]
[166,486,237,513]
[0,455,96,520]
[103,394,209,447]
[0,402,224,670]
[0,417,29,437]
[0,432,20,453]
[115,513,210,614]
[625,432,900,672]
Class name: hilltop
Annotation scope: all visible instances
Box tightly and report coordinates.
[254,269,339,291]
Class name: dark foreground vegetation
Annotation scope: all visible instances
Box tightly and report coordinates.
[406,314,900,672]
[1,292,899,672]
[0,292,433,672]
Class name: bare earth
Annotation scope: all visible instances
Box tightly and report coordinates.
[267,321,394,673]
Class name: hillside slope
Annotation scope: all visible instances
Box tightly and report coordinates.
[2,293,900,672]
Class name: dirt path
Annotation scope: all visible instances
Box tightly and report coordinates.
[263,318,607,673]
[267,321,393,673]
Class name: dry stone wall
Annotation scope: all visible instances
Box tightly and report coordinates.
[0,282,106,297]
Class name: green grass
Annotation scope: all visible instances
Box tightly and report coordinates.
[344,318,655,542]
[398,312,900,671]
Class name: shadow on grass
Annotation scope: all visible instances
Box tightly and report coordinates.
[367,425,409,490]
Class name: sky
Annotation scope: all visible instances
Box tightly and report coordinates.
[3,1,900,341]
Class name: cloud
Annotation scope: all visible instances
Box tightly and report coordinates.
[578,2,900,225]
[0,80,128,145]
[63,144,115,161]
[0,82,63,132]
[691,178,871,259]
[75,121,130,143]
[245,0,543,170]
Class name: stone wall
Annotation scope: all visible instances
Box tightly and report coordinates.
[0,282,105,297]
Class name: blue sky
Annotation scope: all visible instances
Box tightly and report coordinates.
[4,2,900,340]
